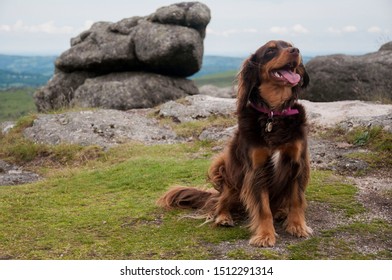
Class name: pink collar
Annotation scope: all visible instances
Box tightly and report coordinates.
[249,102,299,117]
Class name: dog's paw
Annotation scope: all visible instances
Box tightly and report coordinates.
[249,231,276,247]
[285,222,313,238]
[214,213,234,227]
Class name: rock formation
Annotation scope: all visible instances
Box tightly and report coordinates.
[304,41,392,102]
[34,2,210,112]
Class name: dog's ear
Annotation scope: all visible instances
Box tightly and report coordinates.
[293,63,310,99]
[236,54,261,113]
[299,63,309,89]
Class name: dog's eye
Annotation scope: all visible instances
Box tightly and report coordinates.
[265,48,275,54]
[264,48,277,56]
[263,48,276,60]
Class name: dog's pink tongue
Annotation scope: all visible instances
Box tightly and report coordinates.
[280,70,301,85]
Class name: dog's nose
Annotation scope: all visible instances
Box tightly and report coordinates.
[289,47,300,54]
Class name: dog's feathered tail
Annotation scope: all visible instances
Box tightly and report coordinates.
[157,186,219,214]
[158,153,227,218]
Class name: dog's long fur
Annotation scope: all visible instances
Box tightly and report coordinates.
[158,40,312,247]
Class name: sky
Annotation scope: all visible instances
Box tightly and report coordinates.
[0,0,391,57]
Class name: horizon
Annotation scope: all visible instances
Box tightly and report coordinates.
[0,49,380,59]
[1,0,391,57]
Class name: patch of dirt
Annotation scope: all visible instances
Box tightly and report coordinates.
[333,229,392,257]
[309,134,392,223]
[309,137,370,174]
[205,201,348,259]
[353,176,392,223]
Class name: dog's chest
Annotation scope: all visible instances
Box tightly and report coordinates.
[259,117,301,146]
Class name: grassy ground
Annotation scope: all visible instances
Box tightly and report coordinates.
[192,71,237,88]
[1,118,391,260]
[0,88,37,122]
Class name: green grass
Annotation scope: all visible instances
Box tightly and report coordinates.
[193,71,237,88]
[0,117,389,260]
[0,142,251,259]
[347,126,392,150]
[0,88,37,122]
[346,126,392,168]
[306,171,365,217]
[0,139,380,260]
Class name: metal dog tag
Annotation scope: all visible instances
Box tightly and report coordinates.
[265,121,273,132]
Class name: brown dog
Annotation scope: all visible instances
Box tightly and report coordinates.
[158,40,312,247]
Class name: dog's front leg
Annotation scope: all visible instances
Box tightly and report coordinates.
[280,140,313,237]
[241,147,276,247]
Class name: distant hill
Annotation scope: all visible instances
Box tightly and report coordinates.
[0,69,53,89]
[0,54,55,89]
[0,54,312,89]
[193,70,237,88]
[192,55,245,78]
[0,54,56,75]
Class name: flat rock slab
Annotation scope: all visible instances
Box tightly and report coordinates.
[0,160,40,186]
[159,95,236,122]
[23,109,178,148]
[22,98,392,148]
[300,100,392,130]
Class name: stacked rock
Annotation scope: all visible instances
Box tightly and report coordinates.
[34,2,211,112]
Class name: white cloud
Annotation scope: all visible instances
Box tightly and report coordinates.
[367,26,382,33]
[0,20,78,35]
[269,24,309,35]
[0,25,11,32]
[327,25,358,34]
[292,24,309,34]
